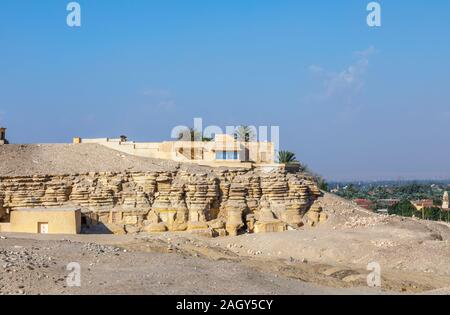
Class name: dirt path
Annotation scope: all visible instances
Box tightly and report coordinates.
[1,193,450,295]
[0,234,383,295]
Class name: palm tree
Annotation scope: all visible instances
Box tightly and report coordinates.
[177,128,202,141]
[177,128,213,142]
[315,176,329,192]
[120,135,128,142]
[298,163,309,173]
[278,150,297,164]
[234,125,256,142]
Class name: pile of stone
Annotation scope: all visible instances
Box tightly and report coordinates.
[342,215,390,229]
[304,203,328,227]
[0,247,56,272]
[81,243,121,256]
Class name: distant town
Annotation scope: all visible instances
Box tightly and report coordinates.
[329,180,450,222]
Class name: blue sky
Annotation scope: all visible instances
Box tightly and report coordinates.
[1,0,450,180]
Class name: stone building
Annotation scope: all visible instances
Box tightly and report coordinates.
[0,127,6,145]
[74,134,276,169]
[411,199,434,211]
[0,208,81,235]
[443,191,449,210]
[0,129,325,236]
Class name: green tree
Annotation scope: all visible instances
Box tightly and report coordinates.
[234,125,256,142]
[177,128,211,142]
[178,127,201,141]
[316,176,329,192]
[424,207,443,221]
[388,200,416,217]
[298,163,309,173]
[278,150,297,164]
[347,184,358,195]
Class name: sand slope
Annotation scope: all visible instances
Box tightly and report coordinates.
[0,144,211,176]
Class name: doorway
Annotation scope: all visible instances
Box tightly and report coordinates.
[38,222,49,234]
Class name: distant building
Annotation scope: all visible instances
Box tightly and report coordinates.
[353,198,374,210]
[378,199,400,207]
[0,127,6,145]
[443,191,449,210]
[376,209,389,215]
[411,199,434,211]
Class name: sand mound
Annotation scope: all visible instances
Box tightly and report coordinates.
[0,144,212,176]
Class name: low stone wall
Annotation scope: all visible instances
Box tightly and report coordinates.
[0,169,326,236]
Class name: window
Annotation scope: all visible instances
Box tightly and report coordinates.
[216,151,226,160]
[216,151,239,160]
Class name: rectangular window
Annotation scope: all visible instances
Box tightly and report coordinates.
[216,151,239,160]
[216,151,226,160]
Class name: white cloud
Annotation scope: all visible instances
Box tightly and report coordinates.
[309,46,376,101]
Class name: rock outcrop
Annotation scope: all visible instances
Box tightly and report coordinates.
[0,144,326,236]
[0,170,324,236]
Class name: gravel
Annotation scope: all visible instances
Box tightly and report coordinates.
[82,243,122,256]
[0,247,56,271]
[0,236,358,295]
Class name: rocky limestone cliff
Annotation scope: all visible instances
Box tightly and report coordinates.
[0,170,326,236]
[0,144,327,236]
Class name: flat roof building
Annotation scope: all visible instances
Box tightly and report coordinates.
[74,134,277,168]
[411,199,435,211]
[353,198,374,210]
[0,207,81,235]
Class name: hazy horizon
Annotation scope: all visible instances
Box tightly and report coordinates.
[1,1,449,181]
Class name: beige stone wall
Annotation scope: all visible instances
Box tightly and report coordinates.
[0,170,323,236]
[75,137,276,166]
[2,209,81,234]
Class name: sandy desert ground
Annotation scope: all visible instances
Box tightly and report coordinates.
[1,193,450,295]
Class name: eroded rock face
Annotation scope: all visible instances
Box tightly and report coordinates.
[0,169,325,236]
